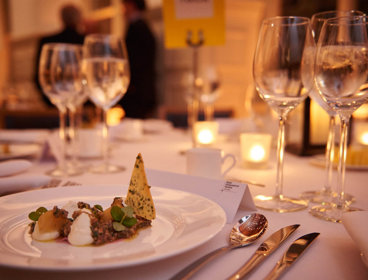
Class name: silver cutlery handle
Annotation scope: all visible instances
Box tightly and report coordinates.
[170,246,232,280]
[227,253,264,280]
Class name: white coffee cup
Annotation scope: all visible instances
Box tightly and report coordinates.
[121,119,143,141]
[186,148,236,179]
[77,128,103,158]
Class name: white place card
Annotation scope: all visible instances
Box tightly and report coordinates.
[146,169,256,223]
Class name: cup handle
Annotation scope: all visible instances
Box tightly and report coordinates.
[221,153,236,177]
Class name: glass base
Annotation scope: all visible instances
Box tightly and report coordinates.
[254,195,308,213]
[300,190,355,205]
[46,165,83,177]
[309,204,360,223]
[90,163,125,174]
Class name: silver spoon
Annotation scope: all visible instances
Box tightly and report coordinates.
[170,213,268,280]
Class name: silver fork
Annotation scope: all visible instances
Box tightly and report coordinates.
[41,179,81,189]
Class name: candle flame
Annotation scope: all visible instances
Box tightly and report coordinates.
[249,145,266,162]
[360,132,368,145]
[107,107,125,126]
[197,129,214,144]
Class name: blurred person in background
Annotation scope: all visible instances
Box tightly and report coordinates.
[34,4,85,106]
[119,0,157,119]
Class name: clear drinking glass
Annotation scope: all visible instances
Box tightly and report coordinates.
[253,16,315,212]
[300,10,364,203]
[52,44,87,175]
[310,16,368,222]
[39,43,82,177]
[82,34,130,173]
[197,66,221,121]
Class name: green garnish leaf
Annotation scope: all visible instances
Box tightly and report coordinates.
[28,206,48,221]
[122,216,137,227]
[28,211,40,221]
[122,206,134,218]
[36,207,47,214]
[113,221,127,232]
[111,206,123,222]
[94,204,103,211]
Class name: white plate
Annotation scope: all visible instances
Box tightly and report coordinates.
[309,155,368,171]
[0,185,226,271]
[0,144,41,160]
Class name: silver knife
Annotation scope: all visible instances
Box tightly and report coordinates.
[263,232,320,280]
[227,224,300,280]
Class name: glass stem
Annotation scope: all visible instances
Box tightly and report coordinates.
[102,109,109,172]
[275,115,286,200]
[188,99,199,147]
[59,108,67,177]
[69,108,78,168]
[204,103,214,121]
[336,117,350,209]
[190,44,200,147]
[324,115,336,193]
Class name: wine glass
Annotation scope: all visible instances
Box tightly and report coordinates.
[253,16,315,212]
[300,10,364,204]
[82,34,130,173]
[53,45,88,174]
[39,43,82,177]
[197,66,221,121]
[310,16,368,222]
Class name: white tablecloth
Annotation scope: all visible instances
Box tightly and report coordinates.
[1,126,368,280]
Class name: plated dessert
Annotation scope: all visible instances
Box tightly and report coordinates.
[28,153,156,246]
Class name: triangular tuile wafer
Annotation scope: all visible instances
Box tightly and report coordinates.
[125,153,156,220]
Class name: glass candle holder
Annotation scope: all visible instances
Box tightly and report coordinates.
[240,133,272,169]
[354,122,368,146]
[193,121,219,147]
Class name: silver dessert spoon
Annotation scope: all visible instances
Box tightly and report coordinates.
[170,213,268,280]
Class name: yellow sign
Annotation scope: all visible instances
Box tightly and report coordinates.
[162,0,225,49]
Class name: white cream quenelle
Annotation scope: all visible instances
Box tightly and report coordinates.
[31,209,67,241]
[32,221,60,241]
[68,209,94,246]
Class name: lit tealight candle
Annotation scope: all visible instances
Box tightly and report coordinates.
[361,132,368,146]
[107,106,125,126]
[193,121,219,147]
[354,122,368,146]
[240,133,272,168]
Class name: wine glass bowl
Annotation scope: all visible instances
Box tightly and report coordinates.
[82,57,130,110]
[82,34,130,173]
[39,44,70,110]
[311,10,365,43]
[252,16,314,212]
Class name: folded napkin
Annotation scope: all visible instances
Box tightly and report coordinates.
[146,169,256,223]
[143,119,173,133]
[0,174,51,196]
[0,129,49,144]
[110,119,144,141]
[0,160,32,177]
[342,211,368,266]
